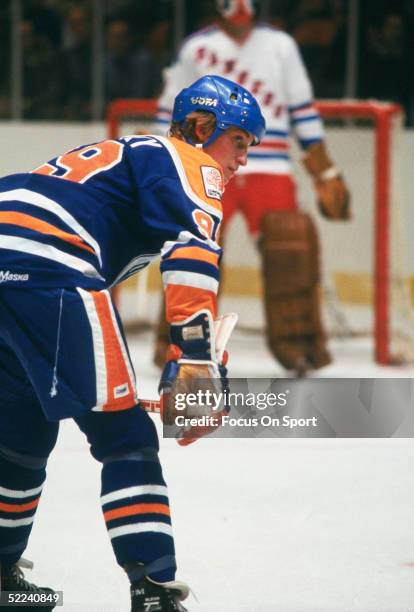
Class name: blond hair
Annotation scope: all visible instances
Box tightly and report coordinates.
[169,111,216,144]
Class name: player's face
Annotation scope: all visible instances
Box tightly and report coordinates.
[204,127,252,184]
[217,0,254,26]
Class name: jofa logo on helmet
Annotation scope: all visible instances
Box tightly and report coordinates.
[190,97,218,107]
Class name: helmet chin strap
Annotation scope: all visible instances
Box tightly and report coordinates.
[201,128,224,148]
[182,125,224,148]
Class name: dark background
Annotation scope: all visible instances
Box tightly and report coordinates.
[1,0,413,124]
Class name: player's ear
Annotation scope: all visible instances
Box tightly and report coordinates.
[193,116,212,144]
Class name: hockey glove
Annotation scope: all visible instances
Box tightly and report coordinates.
[302,141,351,220]
[159,310,237,445]
[315,174,350,220]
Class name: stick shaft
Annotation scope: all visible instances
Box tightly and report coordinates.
[139,398,161,413]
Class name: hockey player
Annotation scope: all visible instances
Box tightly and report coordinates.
[0,75,265,611]
[154,0,350,375]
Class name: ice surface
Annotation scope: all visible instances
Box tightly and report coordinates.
[26,331,414,611]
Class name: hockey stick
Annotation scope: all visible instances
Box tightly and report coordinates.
[140,398,161,414]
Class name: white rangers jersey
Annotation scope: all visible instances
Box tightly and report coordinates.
[157,23,325,176]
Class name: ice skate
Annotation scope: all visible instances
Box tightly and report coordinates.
[130,575,189,611]
[0,558,57,611]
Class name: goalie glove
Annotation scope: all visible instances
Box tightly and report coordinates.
[158,310,237,445]
[302,141,351,220]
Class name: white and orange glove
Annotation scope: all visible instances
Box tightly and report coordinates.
[158,310,237,445]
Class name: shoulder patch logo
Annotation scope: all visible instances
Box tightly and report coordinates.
[200,166,223,201]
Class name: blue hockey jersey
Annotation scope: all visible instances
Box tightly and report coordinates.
[0,135,223,321]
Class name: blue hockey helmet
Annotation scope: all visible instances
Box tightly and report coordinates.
[172,74,266,147]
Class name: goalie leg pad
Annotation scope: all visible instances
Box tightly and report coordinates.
[260,211,331,370]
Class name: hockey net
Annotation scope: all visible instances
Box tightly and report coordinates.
[107,99,414,365]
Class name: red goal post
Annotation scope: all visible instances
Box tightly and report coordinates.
[315,101,402,364]
[106,98,404,365]
[107,99,157,140]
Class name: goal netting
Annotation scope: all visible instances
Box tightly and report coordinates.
[107,99,414,365]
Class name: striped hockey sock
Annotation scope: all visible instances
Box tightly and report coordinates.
[100,448,177,583]
[0,453,45,566]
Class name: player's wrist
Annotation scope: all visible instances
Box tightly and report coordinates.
[302,141,340,183]
[169,309,216,362]
[318,166,341,182]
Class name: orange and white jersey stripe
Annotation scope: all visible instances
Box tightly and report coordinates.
[77,288,138,412]
[0,134,223,323]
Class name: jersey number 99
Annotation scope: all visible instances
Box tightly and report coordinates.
[32,140,124,184]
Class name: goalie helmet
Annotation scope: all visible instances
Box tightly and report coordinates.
[172,74,266,147]
[216,0,255,25]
